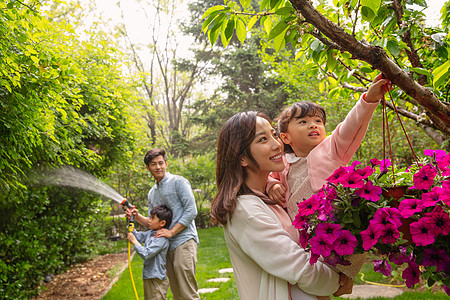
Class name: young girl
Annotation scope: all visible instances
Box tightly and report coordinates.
[267,75,391,280]
[267,74,391,221]
[212,111,353,300]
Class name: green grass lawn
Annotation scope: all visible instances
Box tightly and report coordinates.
[102,227,447,299]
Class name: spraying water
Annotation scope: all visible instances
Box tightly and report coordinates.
[41,166,124,203]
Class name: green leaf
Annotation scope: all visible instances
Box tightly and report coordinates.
[236,19,247,43]
[273,27,288,52]
[386,39,400,56]
[326,52,336,72]
[361,0,380,15]
[275,7,294,15]
[361,6,376,22]
[411,67,432,77]
[262,16,272,35]
[224,18,235,40]
[202,11,222,32]
[361,66,374,73]
[433,60,450,87]
[202,5,225,19]
[268,20,288,41]
[260,0,270,10]
[248,15,258,31]
[270,0,280,9]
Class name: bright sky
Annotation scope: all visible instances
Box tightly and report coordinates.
[81,0,446,61]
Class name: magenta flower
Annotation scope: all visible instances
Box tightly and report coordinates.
[309,252,320,265]
[309,234,334,257]
[412,164,437,190]
[402,261,421,288]
[379,223,400,244]
[424,206,450,237]
[315,223,341,243]
[380,159,391,171]
[355,166,375,179]
[324,252,350,267]
[398,198,423,218]
[421,248,450,272]
[372,207,402,228]
[360,225,380,250]
[299,229,309,249]
[410,218,435,246]
[293,214,307,229]
[444,285,449,296]
[420,187,442,208]
[370,157,381,166]
[334,230,357,256]
[374,259,392,276]
[340,170,365,189]
[354,180,382,202]
[388,246,410,265]
[326,166,347,184]
[297,196,320,217]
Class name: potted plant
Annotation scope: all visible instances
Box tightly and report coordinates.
[293,149,450,294]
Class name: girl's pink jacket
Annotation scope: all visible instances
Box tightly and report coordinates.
[267,95,379,207]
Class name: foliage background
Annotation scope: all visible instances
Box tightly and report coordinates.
[0,0,447,298]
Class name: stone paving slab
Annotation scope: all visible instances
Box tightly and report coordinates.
[207,277,230,283]
[341,285,404,299]
[218,267,234,273]
[198,287,219,294]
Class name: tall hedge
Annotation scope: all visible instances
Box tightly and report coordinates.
[0,2,138,298]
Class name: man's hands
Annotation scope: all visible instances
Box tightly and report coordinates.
[364,73,393,103]
[267,183,286,205]
[155,228,174,238]
[333,273,354,297]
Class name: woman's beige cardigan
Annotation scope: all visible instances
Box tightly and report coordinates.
[223,195,340,300]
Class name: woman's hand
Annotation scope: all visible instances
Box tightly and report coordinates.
[333,273,353,297]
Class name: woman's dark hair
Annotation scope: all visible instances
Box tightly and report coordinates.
[144,148,167,165]
[276,101,326,153]
[211,111,274,225]
[150,204,172,229]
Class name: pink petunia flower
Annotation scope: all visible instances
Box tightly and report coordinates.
[315,223,341,243]
[326,166,347,184]
[424,149,447,160]
[410,218,435,246]
[412,164,437,190]
[355,165,375,179]
[388,246,410,265]
[420,187,442,208]
[309,234,334,257]
[334,230,357,256]
[297,196,320,217]
[370,157,381,167]
[309,252,320,265]
[354,180,382,202]
[340,170,365,189]
[379,223,400,244]
[380,159,391,172]
[360,225,380,250]
[398,198,423,218]
[372,207,402,228]
[421,248,450,272]
[299,229,309,249]
[374,259,392,276]
[293,214,307,229]
[402,261,421,288]
[424,206,450,237]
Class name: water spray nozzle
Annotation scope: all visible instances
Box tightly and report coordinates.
[121,198,134,210]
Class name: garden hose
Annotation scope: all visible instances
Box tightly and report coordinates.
[128,217,139,300]
[122,198,139,300]
[359,272,406,288]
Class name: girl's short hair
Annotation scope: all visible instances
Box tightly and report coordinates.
[211,111,272,225]
[276,101,326,153]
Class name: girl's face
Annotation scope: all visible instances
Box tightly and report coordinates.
[281,114,326,157]
[242,116,284,174]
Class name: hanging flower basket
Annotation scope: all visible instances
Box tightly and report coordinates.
[293,150,450,295]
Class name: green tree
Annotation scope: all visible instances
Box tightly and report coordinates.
[202,0,450,149]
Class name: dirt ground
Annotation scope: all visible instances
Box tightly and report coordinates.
[35,253,128,299]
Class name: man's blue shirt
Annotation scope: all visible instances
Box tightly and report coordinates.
[147,172,199,251]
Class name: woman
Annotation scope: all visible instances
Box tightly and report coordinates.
[211,111,352,300]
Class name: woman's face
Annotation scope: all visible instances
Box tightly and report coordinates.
[243,116,284,174]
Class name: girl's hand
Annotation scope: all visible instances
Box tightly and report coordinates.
[365,73,393,103]
[268,183,286,205]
